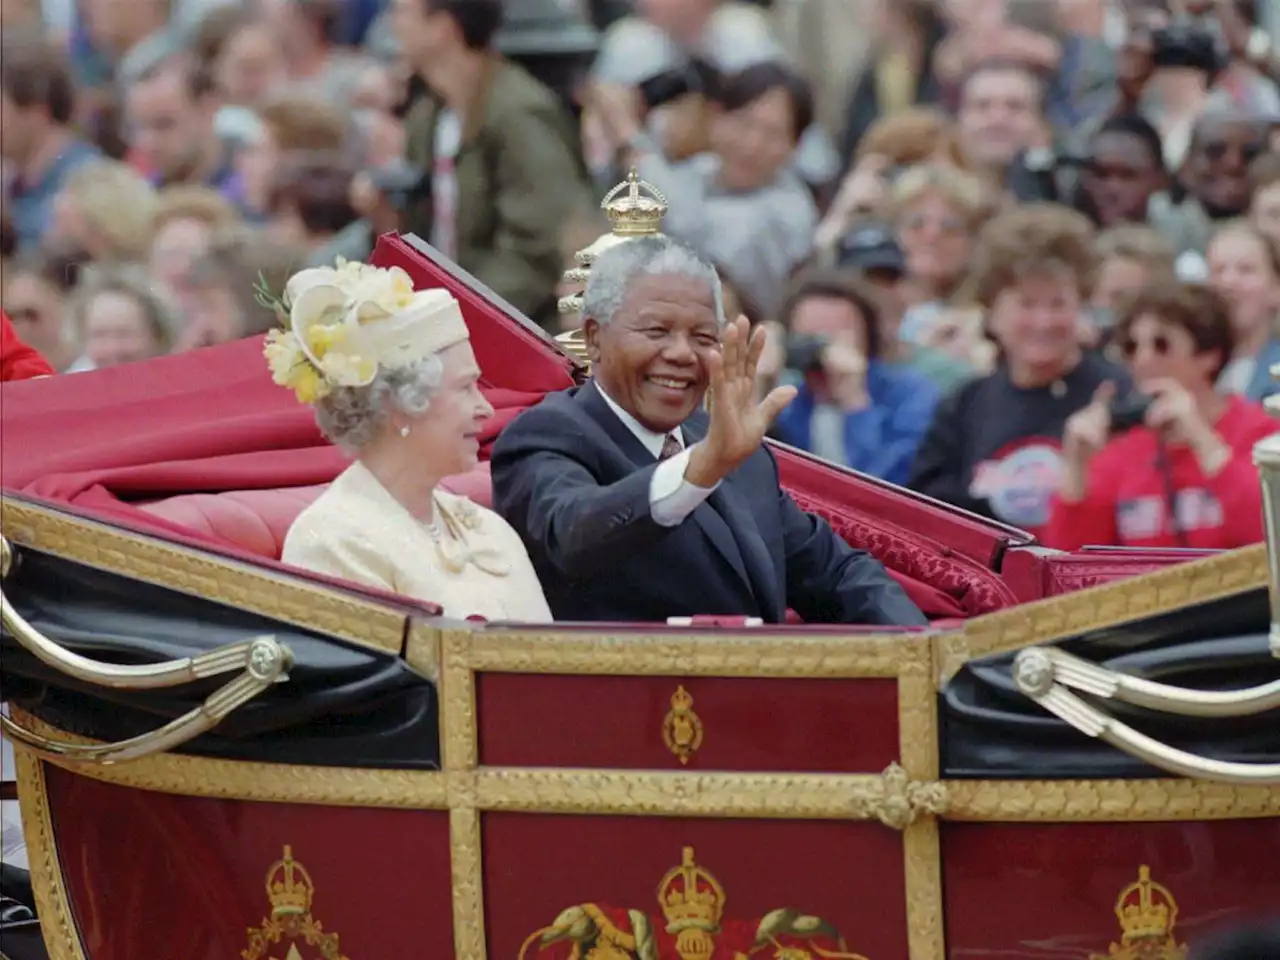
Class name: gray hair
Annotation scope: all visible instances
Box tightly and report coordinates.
[313,354,444,453]
[581,236,725,327]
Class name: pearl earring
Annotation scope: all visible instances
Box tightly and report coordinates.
[399,425,410,437]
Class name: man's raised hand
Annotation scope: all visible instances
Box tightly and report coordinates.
[687,317,797,488]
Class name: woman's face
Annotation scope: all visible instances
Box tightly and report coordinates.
[82,290,160,368]
[236,128,280,214]
[714,87,797,192]
[176,281,243,352]
[150,217,214,300]
[1121,311,1218,393]
[1090,256,1151,314]
[896,190,972,287]
[216,23,285,105]
[1251,182,1280,249]
[1207,230,1279,339]
[398,341,495,480]
[988,270,1082,373]
[3,272,68,363]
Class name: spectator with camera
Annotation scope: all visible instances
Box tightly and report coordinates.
[1205,219,1280,401]
[908,204,1128,537]
[770,270,939,486]
[1046,281,1274,550]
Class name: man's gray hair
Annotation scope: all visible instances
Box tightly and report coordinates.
[313,354,444,453]
[581,236,725,327]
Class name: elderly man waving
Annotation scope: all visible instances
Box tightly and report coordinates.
[491,236,926,626]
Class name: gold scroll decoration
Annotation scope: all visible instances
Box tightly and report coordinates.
[242,846,350,960]
[1089,866,1187,960]
[519,846,871,960]
[661,686,704,766]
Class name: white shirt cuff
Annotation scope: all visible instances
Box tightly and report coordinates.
[649,447,718,527]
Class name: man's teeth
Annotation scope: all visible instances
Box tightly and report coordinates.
[650,377,689,389]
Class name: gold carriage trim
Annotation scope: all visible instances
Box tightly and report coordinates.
[243,846,350,960]
[519,846,870,960]
[662,686,704,765]
[1089,866,1187,960]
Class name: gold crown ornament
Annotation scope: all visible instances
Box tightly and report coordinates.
[260,258,469,404]
[265,845,315,919]
[657,847,725,960]
[555,169,668,368]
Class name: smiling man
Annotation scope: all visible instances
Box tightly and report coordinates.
[490,236,926,626]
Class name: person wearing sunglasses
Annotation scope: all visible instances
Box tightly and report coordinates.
[1045,281,1276,551]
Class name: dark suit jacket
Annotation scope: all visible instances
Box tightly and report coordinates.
[490,381,928,626]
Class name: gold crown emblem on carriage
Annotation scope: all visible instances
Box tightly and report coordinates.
[266,845,315,918]
[1116,866,1176,942]
[657,847,726,960]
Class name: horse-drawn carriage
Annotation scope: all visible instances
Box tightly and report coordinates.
[1,198,1277,959]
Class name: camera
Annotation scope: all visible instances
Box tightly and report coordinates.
[1109,390,1153,433]
[638,60,717,111]
[785,334,829,373]
[1150,18,1221,73]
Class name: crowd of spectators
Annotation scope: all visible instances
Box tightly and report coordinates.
[5,0,1280,555]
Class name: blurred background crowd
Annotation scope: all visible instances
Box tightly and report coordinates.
[6,0,1280,552]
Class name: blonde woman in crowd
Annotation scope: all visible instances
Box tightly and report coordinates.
[1248,153,1280,251]
[815,107,968,248]
[148,186,243,310]
[892,164,994,344]
[70,265,177,370]
[46,159,157,262]
[1205,219,1280,402]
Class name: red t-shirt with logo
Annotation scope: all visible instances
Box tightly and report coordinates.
[1043,395,1277,550]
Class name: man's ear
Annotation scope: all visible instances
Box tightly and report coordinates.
[583,317,603,364]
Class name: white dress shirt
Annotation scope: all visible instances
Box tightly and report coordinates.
[596,387,719,527]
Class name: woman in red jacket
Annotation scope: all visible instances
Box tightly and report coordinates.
[1046,282,1277,550]
[1,309,55,381]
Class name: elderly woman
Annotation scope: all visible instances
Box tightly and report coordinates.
[275,260,551,622]
[70,264,177,369]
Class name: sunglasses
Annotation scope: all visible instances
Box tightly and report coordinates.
[1120,333,1170,358]
[1201,140,1265,165]
[5,307,41,324]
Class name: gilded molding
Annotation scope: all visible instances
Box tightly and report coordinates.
[404,620,441,684]
[464,629,917,677]
[0,497,409,655]
[450,804,487,960]
[902,819,944,960]
[939,546,1268,683]
[945,778,1280,821]
[14,751,86,960]
[441,629,478,772]
[472,766,940,823]
[896,641,938,782]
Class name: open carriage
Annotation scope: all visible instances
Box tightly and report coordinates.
[1,185,1278,959]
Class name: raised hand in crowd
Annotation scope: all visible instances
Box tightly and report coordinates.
[1060,381,1117,502]
[687,317,797,489]
[1142,376,1233,474]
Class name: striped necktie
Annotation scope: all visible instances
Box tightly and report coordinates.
[660,434,682,461]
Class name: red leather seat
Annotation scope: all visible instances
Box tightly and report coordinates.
[141,463,494,560]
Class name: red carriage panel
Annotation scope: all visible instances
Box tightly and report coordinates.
[942,820,1280,958]
[41,764,455,959]
[483,814,906,960]
[476,674,898,773]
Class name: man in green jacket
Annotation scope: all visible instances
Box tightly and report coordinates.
[393,0,592,329]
